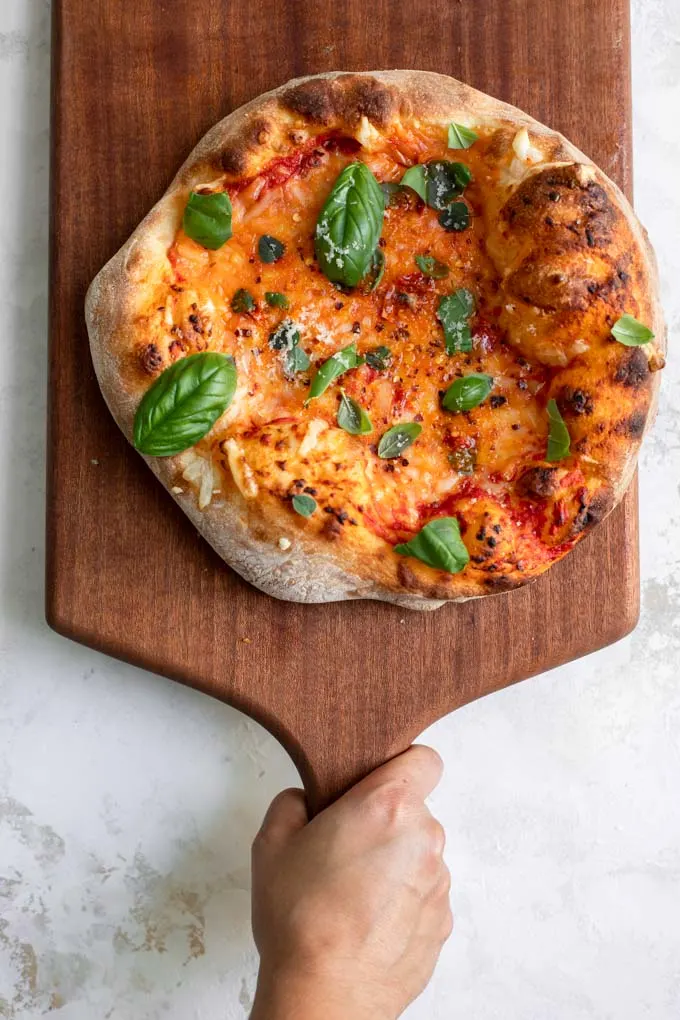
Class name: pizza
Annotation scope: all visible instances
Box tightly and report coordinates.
[86,71,664,610]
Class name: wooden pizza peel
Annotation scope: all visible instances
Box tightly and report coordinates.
[48,0,638,812]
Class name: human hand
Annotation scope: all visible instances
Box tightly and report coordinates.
[250,745,451,1020]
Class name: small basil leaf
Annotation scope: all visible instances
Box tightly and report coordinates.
[448,447,476,475]
[381,182,403,207]
[438,201,470,232]
[315,163,385,287]
[292,494,317,517]
[415,254,449,279]
[258,235,285,263]
[394,517,469,574]
[269,319,301,351]
[546,398,571,462]
[437,289,476,354]
[133,352,237,457]
[283,345,310,379]
[448,123,478,149]
[307,343,364,401]
[611,315,654,346]
[377,422,422,459]
[442,373,493,413]
[265,291,289,308]
[362,248,386,292]
[400,165,428,202]
[183,191,233,250]
[337,389,372,435]
[365,345,392,371]
[231,288,256,313]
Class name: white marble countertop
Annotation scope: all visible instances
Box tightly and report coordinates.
[1,1,679,1017]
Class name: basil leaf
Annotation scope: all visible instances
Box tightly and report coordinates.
[437,289,476,354]
[292,494,317,517]
[448,447,476,475]
[611,314,654,346]
[362,248,386,292]
[442,373,493,412]
[231,288,256,313]
[438,201,470,232]
[395,517,469,574]
[377,422,422,459]
[269,319,301,351]
[381,181,403,207]
[182,191,233,250]
[315,163,385,287]
[337,389,372,435]
[425,161,465,210]
[400,165,428,202]
[415,254,449,279]
[258,235,285,263]
[365,345,392,371]
[546,398,571,461]
[401,162,472,211]
[307,343,364,401]
[283,345,310,379]
[265,291,289,308]
[133,352,237,457]
[448,123,478,149]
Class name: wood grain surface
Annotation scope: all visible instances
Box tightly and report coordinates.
[48,0,638,810]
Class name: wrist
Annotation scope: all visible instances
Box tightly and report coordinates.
[250,965,396,1020]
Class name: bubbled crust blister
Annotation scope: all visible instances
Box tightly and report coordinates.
[85,70,664,610]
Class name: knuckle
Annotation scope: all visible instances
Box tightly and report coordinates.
[365,778,414,828]
[426,818,446,856]
[441,906,454,941]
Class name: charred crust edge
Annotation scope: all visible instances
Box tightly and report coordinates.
[280,74,397,127]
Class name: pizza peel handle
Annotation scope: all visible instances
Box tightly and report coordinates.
[281,712,420,817]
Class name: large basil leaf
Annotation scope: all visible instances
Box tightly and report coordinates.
[395,517,469,574]
[182,192,232,250]
[448,123,478,149]
[437,289,476,354]
[337,389,372,435]
[546,398,571,461]
[133,352,237,456]
[611,315,654,346]
[377,422,422,459]
[314,163,385,287]
[307,343,364,401]
[442,373,493,412]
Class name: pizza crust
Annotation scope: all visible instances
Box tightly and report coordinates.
[86,70,665,610]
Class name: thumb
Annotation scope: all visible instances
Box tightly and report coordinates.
[254,788,309,853]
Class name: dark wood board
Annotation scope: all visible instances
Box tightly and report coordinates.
[48,0,638,810]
